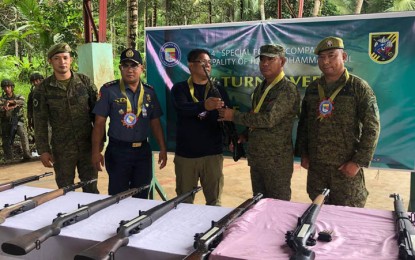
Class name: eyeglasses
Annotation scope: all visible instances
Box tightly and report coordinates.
[192,60,212,66]
[120,63,140,71]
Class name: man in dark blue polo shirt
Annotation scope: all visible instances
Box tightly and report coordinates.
[91,48,167,198]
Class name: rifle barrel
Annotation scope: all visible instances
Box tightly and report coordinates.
[0,172,53,192]
[75,187,202,260]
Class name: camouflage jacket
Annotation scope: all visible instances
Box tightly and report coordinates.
[0,93,25,124]
[295,72,380,167]
[33,71,97,154]
[233,76,300,165]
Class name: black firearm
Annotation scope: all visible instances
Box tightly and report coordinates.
[0,172,53,192]
[201,64,246,162]
[390,193,415,259]
[184,193,263,260]
[0,179,96,224]
[1,186,149,256]
[74,186,202,260]
[286,188,330,260]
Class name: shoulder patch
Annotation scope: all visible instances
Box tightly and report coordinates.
[103,80,119,88]
[143,83,154,89]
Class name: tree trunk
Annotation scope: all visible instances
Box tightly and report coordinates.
[259,0,265,20]
[127,0,138,48]
[354,0,364,14]
[312,0,321,16]
[152,0,157,27]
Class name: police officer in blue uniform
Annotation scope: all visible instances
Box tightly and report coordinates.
[91,48,167,198]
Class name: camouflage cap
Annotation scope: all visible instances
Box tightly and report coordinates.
[314,36,344,54]
[120,48,143,64]
[1,79,14,88]
[47,43,72,59]
[256,44,285,58]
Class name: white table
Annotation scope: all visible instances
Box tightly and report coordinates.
[0,186,232,260]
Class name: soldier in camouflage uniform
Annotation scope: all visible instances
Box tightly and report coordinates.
[295,36,380,207]
[27,72,44,131]
[219,44,300,200]
[33,43,99,193]
[0,79,32,161]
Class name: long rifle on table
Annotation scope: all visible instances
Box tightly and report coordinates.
[0,179,96,224]
[0,172,53,192]
[285,188,330,260]
[1,186,149,256]
[184,193,263,260]
[74,186,202,260]
[390,193,415,259]
[201,63,245,162]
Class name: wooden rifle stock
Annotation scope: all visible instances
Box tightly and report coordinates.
[285,188,330,260]
[1,186,147,256]
[75,186,202,260]
[184,193,263,260]
[0,179,96,224]
[390,193,415,259]
[0,172,53,192]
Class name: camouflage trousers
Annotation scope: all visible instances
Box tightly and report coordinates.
[174,154,224,206]
[307,163,368,207]
[1,123,31,160]
[52,146,99,194]
[249,158,293,200]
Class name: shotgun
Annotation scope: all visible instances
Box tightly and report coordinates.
[0,179,96,224]
[74,186,202,260]
[1,186,149,256]
[0,172,53,192]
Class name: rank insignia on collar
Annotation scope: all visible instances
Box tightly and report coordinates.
[146,94,151,103]
[118,109,124,115]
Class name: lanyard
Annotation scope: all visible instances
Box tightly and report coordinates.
[318,69,350,103]
[253,71,285,113]
[119,79,144,116]
[187,77,210,102]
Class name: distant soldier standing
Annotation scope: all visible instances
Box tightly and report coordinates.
[219,44,300,200]
[295,36,380,207]
[33,43,99,193]
[27,72,44,131]
[0,79,32,162]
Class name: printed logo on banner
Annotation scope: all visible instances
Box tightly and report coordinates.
[159,42,181,67]
[369,32,399,64]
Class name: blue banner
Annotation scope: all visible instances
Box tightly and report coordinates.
[146,12,415,170]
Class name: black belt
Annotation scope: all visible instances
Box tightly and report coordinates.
[109,138,147,148]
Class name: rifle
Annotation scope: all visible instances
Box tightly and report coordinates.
[184,193,263,260]
[0,172,53,192]
[285,188,330,260]
[0,179,97,224]
[1,186,149,256]
[74,186,202,260]
[201,64,246,162]
[390,193,415,259]
[9,107,20,145]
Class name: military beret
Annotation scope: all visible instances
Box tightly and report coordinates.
[1,79,14,88]
[314,36,344,55]
[256,44,285,58]
[120,48,143,64]
[47,43,72,59]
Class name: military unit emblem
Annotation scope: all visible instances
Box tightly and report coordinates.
[159,42,181,67]
[369,32,399,64]
[317,99,334,120]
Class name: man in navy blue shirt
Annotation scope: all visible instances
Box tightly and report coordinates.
[92,48,167,198]
[171,48,231,206]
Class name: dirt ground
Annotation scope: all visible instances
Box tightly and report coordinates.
[0,153,411,211]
